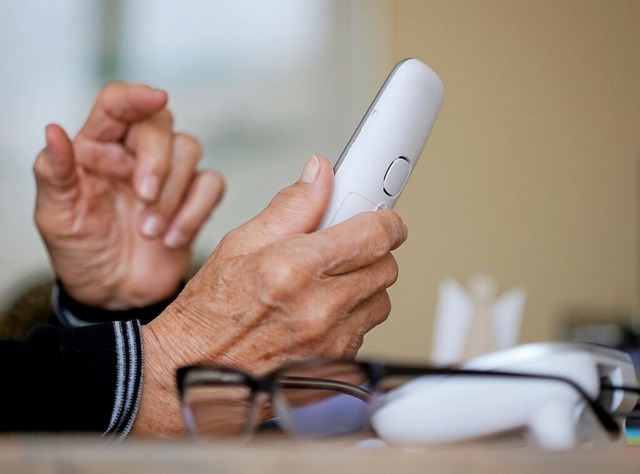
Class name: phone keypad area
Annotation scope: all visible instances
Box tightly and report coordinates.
[383,157,411,197]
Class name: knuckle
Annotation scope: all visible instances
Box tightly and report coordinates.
[364,291,391,325]
[261,256,300,300]
[272,186,307,216]
[365,215,395,253]
[304,306,334,339]
[33,207,44,228]
[219,227,241,249]
[383,254,400,287]
[201,170,226,196]
[369,210,406,249]
[272,186,295,207]
[32,150,46,176]
[157,108,174,127]
[167,220,193,242]
[345,335,365,356]
[174,133,203,162]
[98,81,126,102]
[327,333,364,360]
[377,291,392,318]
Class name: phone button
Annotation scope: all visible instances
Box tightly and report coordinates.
[383,157,411,197]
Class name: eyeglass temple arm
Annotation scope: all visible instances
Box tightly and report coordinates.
[600,383,640,413]
[279,376,372,401]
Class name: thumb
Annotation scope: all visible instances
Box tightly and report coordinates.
[33,124,79,225]
[224,155,334,254]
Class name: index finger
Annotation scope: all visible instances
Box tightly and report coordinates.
[77,82,168,142]
[313,209,408,275]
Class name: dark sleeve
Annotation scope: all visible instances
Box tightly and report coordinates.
[0,320,142,440]
[52,280,180,327]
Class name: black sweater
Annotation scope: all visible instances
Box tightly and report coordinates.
[0,283,171,439]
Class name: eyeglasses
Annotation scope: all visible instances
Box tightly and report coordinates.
[176,359,640,442]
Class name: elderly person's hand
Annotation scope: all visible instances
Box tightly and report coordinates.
[134,155,408,435]
[33,83,224,309]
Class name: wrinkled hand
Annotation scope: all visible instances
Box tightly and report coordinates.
[135,155,408,435]
[33,83,225,309]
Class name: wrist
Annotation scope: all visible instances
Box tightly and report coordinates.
[53,279,184,326]
[132,322,186,436]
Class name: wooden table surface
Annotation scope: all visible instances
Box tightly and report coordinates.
[0,435,638,474]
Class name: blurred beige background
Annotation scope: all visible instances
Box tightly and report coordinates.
[0,1,638,360]
[361,0,640,360]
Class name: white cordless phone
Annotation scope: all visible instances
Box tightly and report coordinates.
[317,58,444,230]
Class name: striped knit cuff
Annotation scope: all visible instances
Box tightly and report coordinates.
[103,320,144,440]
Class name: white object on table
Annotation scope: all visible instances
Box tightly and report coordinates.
[430,274,526,365]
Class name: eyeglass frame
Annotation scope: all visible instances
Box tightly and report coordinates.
[176,358,640,439]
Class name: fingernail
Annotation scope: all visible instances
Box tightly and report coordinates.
[164,228,187,248]
[299,155,320,183]
[139,175,159,201]
[142,215,163,238]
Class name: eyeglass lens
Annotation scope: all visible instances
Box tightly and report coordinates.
[182,383,255,437]
[275,361,372,437]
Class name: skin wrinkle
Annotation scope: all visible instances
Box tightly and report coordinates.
[173,272,255,361]
[250,254,360,361]
[324,259,396,314]
[176,245,334,373]
[32,187,79,228]
[166,299,245,372]
[260,239,397,349]
[74,140,135,178]
[38,172,114,247]
[71,186,108,234]
[317,214,403,277]
[78,84,168,145]
[34,194,77,235]
[33,156,75,191]
[257,250,336,337]
[87,101,129,143]
[138,322,186,434]
[55,226,122,304]
[57,170,169,306]
[229,324,288,373]
[112,88,151,119]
